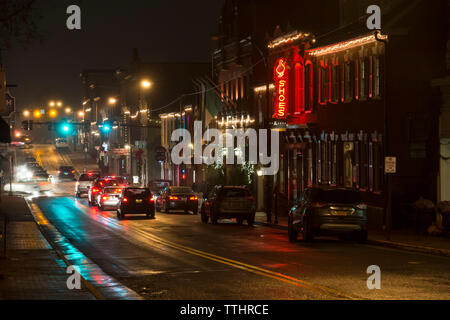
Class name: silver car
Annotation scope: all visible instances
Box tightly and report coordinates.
[97,186,124,210]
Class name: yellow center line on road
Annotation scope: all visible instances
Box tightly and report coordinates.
[68,199,363,300]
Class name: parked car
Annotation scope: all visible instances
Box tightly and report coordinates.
[97,186,124,210]
[75,172,100,197]
[117,187,155,220]
[288,187,368,243]
[200,186,256,226]
[55,138,69,149]
[156,186,198,214]
[87,177,122,206]
[57,165,76,180]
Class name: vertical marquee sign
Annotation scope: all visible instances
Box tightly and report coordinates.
[273,58,288,119]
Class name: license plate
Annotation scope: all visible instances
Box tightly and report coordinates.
[332,211,350,216]
[136,199,143,203]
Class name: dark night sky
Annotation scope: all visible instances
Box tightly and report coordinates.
[3,0,224,111]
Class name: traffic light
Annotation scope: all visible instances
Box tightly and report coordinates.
[101,122,111,133]
[57,121,72,135]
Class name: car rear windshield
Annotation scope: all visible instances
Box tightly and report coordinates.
[104,187,123,194]
[220,188,250,198]
[313,189,361,204]
[125,188,151,197]
[60,166,74,171]
[79,174,99,181]
[170,187,193,194]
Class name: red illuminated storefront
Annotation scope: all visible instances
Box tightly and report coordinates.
[266,31,388,219]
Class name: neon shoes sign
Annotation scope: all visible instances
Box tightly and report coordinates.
[274,58,288,119]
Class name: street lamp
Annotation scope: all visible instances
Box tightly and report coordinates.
[78,110,85,118]
[57,101,63,107]
[65,107,72,114]
[141,80,152,89]
[108,97,117,105]
[49,101,55,107]
[23,110,30,117]
[33,110,42,118]
[49,109,58,118]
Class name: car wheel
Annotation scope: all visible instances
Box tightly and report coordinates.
[236,217,243,225]
[288,217,298,242]
[301,217,314,242]
[247,212,255,227]
[211,209,218,224]
[201,206,209,223]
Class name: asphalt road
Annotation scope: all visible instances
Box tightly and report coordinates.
[18,145,450,299]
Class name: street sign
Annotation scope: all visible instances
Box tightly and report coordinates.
[385,156,396,173]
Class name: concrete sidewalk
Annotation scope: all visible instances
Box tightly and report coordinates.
[0,195,95,299]
[255,212,450,257]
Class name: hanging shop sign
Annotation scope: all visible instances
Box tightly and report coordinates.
[273,58,288,119]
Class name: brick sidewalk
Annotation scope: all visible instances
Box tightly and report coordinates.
[255,212,450,257]
[0,195,95,299]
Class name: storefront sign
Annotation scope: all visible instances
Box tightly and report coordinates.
[385,156,396,173]
[109,148,130,156]
[273,58,288,119]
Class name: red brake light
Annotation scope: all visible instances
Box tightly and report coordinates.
[149,197,154,202]
[102,196,109,201]
[189,196,198,200]
[88,172,93,176]
[71,170,75,174]
[169,196,179,200]
[122,197,128,203]
[92,188,100,193]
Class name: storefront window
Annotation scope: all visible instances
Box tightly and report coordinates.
[343,142,354,188]
[331,64,339,103]
[373,56,380,98]
[305,61,313,111]
[344,61,354,102]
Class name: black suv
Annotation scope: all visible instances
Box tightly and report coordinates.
[117,187,155,220]
[57,166,76,180]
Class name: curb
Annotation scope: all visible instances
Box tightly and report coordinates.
[366,239,450,258]
[255,220,450,258]
[25,199,143,300]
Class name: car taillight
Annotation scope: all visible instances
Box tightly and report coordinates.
[102,196,109,201]
[356,203,367,210]
[149,197,154,203]
[169,196,179,200]
[92,188,100,193]
[189,196,198,201]
[122,197,128,203]
[57,170,61,174]
[312,202,328,208]
[88,172,93,176]
[71,170,75,174]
